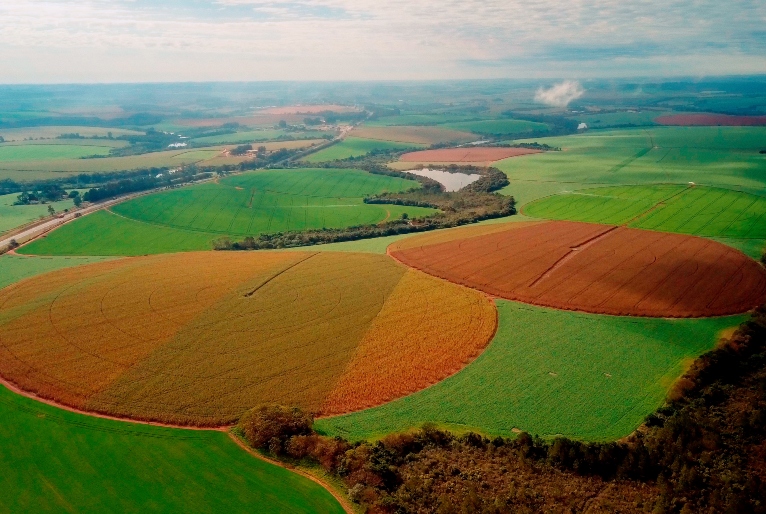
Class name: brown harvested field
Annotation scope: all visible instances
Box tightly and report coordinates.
[351,125,476,145]
[399,147,541,163]
[655,114,766,126]
[389,221,543,252]
[321,269,496,416]
[0,251,495,425]
[259,104,360,115]
[391,221,766,318]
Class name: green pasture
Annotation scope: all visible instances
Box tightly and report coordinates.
[524,184,766,241]
[192,130,326,145]
[0,192,79,234]
[0,143,113,161]
[441,119,549,136]
[572,111,672,129]
[364,114,488,126]
[316,301,743,442]
[0,145,226,181]
[22,168,434,256]
[497,127,766,205]
[302,137,422,163]
[0,384,344,514]
[0,254,114,290]
[0,125,141,141]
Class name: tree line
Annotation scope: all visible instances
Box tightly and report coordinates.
[236,301,766,513]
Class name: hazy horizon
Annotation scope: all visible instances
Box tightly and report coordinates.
[2,1,765,83]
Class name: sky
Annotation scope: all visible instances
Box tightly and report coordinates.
[1,0,765,83]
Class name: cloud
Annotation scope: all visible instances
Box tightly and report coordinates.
[0,1,764,81]
[534,81,585,107]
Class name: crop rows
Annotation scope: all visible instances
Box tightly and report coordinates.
[321,269,496,416]
[391,220,766,317]
[0,251,496,426]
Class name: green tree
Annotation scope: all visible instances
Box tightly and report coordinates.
[47,205,55,216]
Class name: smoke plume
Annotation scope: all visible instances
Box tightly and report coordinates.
[534,80,585,107]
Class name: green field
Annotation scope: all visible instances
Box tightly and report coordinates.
[0,254,114,290]
[302,137,422,163]
[0,145,228,182]
[192,130,326,145]
[0,384,344,513]
[497,127,766,206]
[316,301,743,442]
[0,125,142,141]
[21,168,435,256]
[441,119,549,136]
[0,192,80,234]
[524,184,766,240]
[0,143,113,161]
[364,114,489,126]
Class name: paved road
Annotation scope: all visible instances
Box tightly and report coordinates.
[0,193,143,251]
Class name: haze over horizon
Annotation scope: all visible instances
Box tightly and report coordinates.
[2,0,765,83]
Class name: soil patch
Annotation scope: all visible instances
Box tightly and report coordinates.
[391,221,766,318]
[400,147,540,163]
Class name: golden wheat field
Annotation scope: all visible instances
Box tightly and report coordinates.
[0,251,495,425]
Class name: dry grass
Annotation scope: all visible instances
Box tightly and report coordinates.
[320,269,496,416]
[0,251,494,426]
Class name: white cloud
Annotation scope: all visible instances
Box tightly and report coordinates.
[534,81,585,107]
[0,1,763,82]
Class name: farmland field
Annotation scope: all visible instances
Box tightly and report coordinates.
[0,384,345,513]
[496,127,766,205]
[301,137,422,163]
[0,251,495,425]
[191,129,327,145]
[350,125,475,145]
[0,143,114,161]
[0,125,142,141]
[315,301,744,442]
[0,192,80,234]
[440,119,549,135]
[21,168,435,256]
[391,220,766,317]
[0,145,230,181]
[524,184,766,240]
[0,254,113,290]
[656,114,766,126]
[399,147,540,164]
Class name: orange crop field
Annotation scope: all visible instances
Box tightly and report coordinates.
[389,220,543,253]
[391,221,766,318]
[655,114,766,126]
[0,251,495,426]
[320,269,496,416]
[399,147,541,163]
[351,125,476,145]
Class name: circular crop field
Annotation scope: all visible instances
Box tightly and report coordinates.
[0,251,495,426]
[390,221,766,318]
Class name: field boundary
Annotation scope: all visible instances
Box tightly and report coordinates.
[228,432,355,514]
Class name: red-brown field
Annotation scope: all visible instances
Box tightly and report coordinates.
[655,114,766,126]
[399,147,541,163]
[0,251,494,425]
[390,221,766,318]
